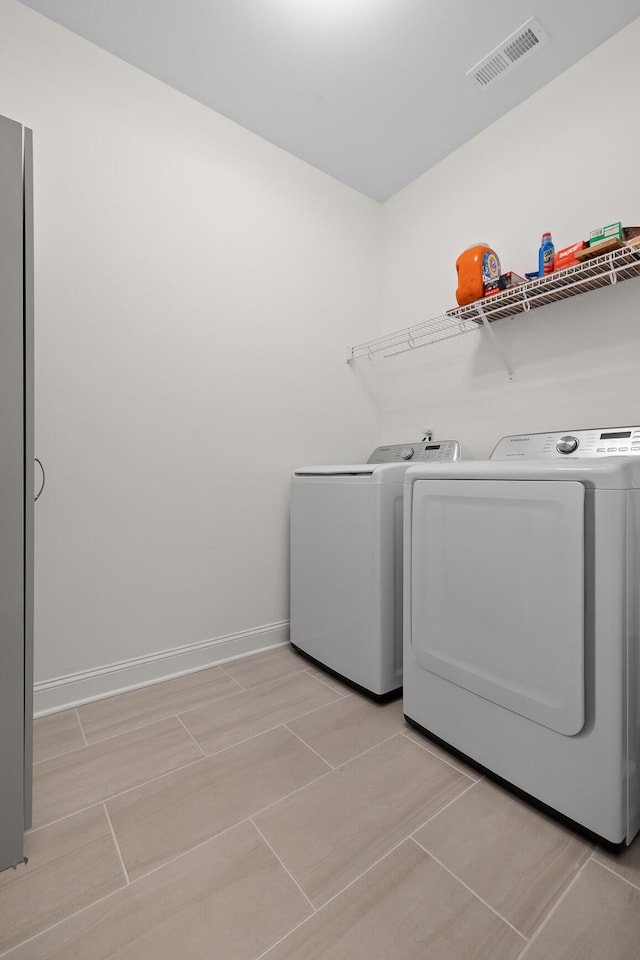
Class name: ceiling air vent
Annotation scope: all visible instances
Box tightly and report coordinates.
[466,17,550,89]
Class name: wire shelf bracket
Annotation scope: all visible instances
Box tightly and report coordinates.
[474,301,514,380]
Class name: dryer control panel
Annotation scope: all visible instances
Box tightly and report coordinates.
[368,440,461,463]
[491,426,640,460]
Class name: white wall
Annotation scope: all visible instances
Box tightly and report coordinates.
[379,18,640,457]
[0,1,382,708]
[4,1,639,710]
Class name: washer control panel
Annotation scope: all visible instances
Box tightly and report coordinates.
[368,440,461,464]
[491,426,640,460]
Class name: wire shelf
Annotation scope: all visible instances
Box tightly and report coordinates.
[347,241,640,362]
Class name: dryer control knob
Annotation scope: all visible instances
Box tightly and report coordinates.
[399,447,415,460]
[556,435,579,454]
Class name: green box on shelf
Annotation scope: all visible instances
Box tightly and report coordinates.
[589,221,623,245]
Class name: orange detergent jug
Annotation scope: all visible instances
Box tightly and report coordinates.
[455,244,500,306]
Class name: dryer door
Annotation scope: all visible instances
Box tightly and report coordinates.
[410,479,585,735]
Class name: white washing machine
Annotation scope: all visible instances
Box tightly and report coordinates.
[290,440,461,699]
[403,425,640,846]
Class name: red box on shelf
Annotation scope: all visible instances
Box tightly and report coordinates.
[555,240,587,271]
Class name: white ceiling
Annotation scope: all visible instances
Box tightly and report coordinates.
[18,0,640,201]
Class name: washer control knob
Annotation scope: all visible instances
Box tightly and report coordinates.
[398,447,415,460]
[556,435,579,455]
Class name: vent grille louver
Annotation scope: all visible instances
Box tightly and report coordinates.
[466,18,549,89]
[504,27,540,62]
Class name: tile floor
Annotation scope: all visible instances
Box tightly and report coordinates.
[3,645,640,958]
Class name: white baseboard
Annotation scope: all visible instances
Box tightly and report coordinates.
[34,621,290,717]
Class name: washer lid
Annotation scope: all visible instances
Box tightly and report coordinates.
[293,462,412,482]
[404,457,640,489]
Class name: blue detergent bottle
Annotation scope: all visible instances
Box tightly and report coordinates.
[538,232,555,276]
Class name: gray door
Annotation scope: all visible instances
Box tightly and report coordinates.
[23,126,34,831]
[0,114,28,870]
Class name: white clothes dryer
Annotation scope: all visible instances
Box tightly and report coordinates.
[403,425,640,847]
[291,440,461,699]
